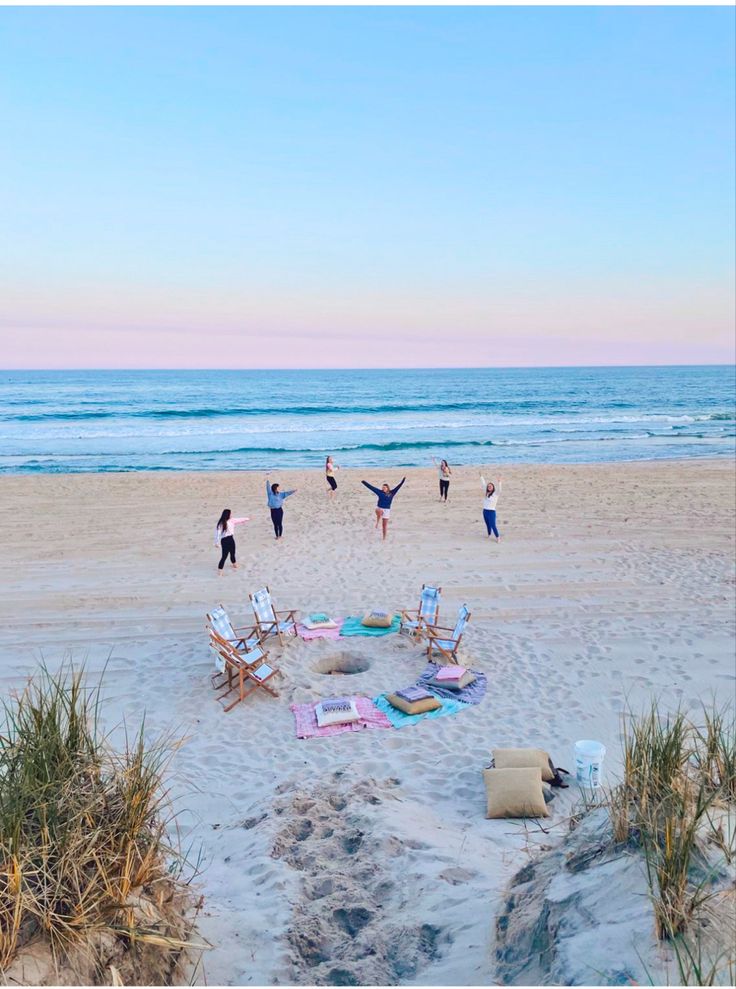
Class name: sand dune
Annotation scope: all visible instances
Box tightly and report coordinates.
[0,459,734,985]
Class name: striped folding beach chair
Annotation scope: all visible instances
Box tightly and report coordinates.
[249,586,298,646]
[209,629,280,711]
[206,605,260,687]
[424,604,471,665]
[399,584,442,638]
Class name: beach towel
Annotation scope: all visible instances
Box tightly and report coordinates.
[340,615,401,637]
[297,619,345,641]
[291,696,392,738]
[373,693,467,728]
[419,663,488,705]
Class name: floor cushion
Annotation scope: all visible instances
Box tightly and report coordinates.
[482,767,549,819]
[386,692,442,715]
[492,747,555,783]
[427,670,476,691]
[362,610,394,628]
[315,699,360,728]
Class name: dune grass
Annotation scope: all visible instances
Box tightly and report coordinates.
[606,701,735,948]
[0,663,202,982]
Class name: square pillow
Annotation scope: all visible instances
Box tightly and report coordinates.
[395,685,433,703]
[386,693,442,715]
[482,768,549,819]
[315,699,360,728]
[361,610,394,628]
[435,665,467,682]
[427,670,476,691]
[492,747,555,784]
[305,614,338,630]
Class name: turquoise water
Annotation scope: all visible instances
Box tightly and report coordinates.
[0,366,733,473]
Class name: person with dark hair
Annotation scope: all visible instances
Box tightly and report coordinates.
[361,477,406,540]
[325,456,339,498]
[266,475,297,540]
[479,473,502,541]
[432,457,452,502]
[214,509,249,573]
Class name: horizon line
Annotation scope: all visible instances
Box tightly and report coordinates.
[2,362,735,374]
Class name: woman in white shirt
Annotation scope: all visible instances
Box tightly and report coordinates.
[214,508,250,573]
[479,474,502,540]
[432,457,452,502]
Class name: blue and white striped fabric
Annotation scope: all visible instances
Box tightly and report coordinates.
[208,606,260,651]
[209,606,236,641]
[419,586,440,623]
[251,588,275,625]
[452,604,470,641]
[400,584,440,635]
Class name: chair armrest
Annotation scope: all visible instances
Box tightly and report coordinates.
[274,609,298,621]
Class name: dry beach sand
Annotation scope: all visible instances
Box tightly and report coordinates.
[0,459,734,985]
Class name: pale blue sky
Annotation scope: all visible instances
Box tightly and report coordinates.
[1,6,734,368]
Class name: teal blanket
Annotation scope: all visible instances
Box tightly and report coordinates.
[340,615,401,637]
[373,693,467,728]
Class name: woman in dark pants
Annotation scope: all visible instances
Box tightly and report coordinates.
[432,457,452,502]
[266,476,297,539]
[214,508,250,574]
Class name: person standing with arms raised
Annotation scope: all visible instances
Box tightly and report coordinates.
[266,475,297,540]
[432,457,452,502]
[361,477,406,541]
[479,472,502,541]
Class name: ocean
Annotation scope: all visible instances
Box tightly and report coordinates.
[1,366,734,473]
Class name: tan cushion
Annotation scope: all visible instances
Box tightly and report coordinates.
[427,670,476,691]
[361,610,394,628]
[482,768,549,819]
[386,693,442,715]
[492,747,554,783]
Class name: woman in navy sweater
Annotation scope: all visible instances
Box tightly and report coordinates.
[361,477,406,540]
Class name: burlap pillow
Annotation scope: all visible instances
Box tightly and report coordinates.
[482,768,549,819]
[361,610,394,628]
[492,748,555,783]
[386,693,442,715]
[427,670,476,691]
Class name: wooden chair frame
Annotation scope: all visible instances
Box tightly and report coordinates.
[209,629,280,712]
[424,606,471,665]
[400,584,442,638]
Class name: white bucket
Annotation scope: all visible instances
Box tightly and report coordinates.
[575,739,606,788]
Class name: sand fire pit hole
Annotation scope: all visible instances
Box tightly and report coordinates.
[313,652,370,676]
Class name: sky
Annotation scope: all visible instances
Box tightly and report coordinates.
[1,6,734,369]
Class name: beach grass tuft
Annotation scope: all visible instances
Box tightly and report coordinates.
[0,662,203,983]
[608,701,734,944]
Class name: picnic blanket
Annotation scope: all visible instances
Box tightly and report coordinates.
[419,662,488,705]
[340,615,401,637]
[373,693,467,729]
[291,696,392,738]
[296,619,345,641]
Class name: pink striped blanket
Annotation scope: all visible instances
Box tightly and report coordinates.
[291,696,392,738]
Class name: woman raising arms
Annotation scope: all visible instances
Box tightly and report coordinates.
[214,509,250,574]
[479,472,502,541]
[361,477,406,541]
